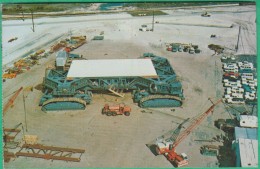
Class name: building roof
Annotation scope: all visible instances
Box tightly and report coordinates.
[239,115,258,128]
[235,127,258,140]
[238,138,258,167]
[67,59,158,78]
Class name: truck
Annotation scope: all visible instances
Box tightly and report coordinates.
[102,104,131,116]
[201,12,211,17]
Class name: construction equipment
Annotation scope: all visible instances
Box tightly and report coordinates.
[3,73,17,79]
[214,119,237,132]
[39,53,184,111]
[102,104,131,116]
[200,145,219,156]
[154,99,222,167]
[70,36,87,49]
[3,87,23,115]
[208,44,224,54]
[50,42,66,53]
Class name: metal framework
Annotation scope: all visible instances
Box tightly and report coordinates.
[40,53,184,111]
[16,144,85,162]
[4,128,21,143]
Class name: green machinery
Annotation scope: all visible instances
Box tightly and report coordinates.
[200,145,219,156]
[39,53,184,111]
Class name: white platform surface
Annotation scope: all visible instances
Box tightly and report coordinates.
[67,59,158,78]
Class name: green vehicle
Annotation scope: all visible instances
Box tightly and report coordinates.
[200,145,219,156]
[172,44,180,52]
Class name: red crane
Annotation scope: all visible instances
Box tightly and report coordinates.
[155,99,222,167]
[3,87,23,115]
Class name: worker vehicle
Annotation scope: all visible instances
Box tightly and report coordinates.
[172,44,180,52]
[201,12,211,17]
[223,72,239,78]
[224,81,242,88]
[167,47,172,51]
[210,34,216,38]
[231,93,243,99]
[224,94,232,99]
[225,97,244,104]
[241,73,254,80]
[178,46,183,52]
[102,104,131,116]
[238,61,254,69]
[239,69,253,74]
[240,65,254,70]
[224,67,238,73]
[39,53,184,111]
[189,47,195,54]
[224,93,243,100]
[194,49,201,53]
[245,92,256,100]
[154,99,221,167]
[223,63,238,69]
[231,87,244,93]
[224,75,240,81]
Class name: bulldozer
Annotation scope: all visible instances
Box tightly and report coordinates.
[102,104,131,116]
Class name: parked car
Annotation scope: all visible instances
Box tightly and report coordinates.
[226,97,245,104]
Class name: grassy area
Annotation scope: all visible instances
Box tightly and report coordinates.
[2,3,91,15]
[128,10,167,17]
[124,2,241,9]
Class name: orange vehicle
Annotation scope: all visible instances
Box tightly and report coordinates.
[3,73,17,79]
[102,104,131,116]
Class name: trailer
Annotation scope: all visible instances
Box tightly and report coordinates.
[39,53,184,111]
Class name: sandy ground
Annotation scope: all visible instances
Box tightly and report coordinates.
[3,4,256,168]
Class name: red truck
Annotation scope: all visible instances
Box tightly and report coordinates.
[102,104,131,116]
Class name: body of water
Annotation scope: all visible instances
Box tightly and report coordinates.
[99,3,125,10]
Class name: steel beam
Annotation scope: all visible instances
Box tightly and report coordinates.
[16,144,85,162]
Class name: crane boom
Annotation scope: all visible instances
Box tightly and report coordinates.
[172,99,222,149]
[3,87,23,115]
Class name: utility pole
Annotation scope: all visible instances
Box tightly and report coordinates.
[152,10,155,31]
[22,93,28,132]
[236,26,241,52]
[17,5,24,21]
[31,10,35,32]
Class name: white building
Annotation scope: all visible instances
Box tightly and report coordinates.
[233,127,258,167]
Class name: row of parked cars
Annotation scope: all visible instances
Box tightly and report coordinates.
[222,59,257,104]
[166,43,201,54]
